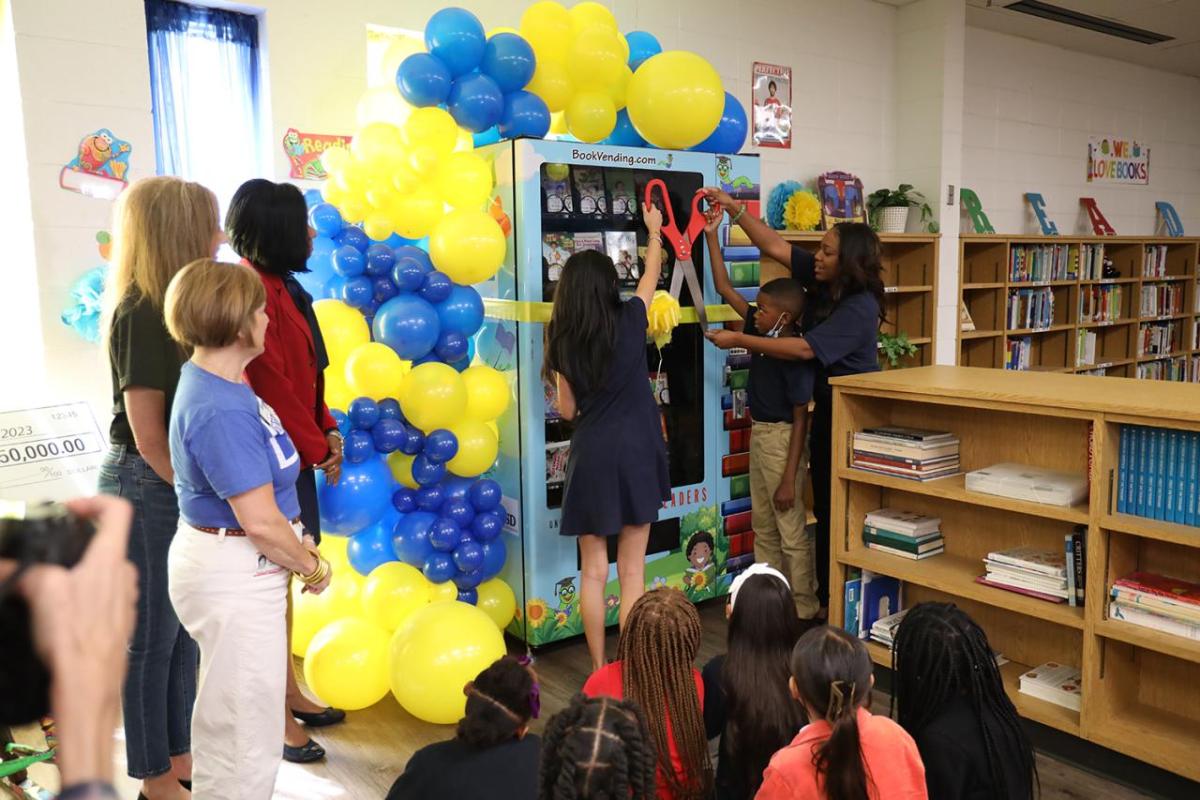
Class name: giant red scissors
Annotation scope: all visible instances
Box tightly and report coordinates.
[644,178,710,327]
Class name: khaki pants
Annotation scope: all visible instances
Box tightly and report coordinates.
[749,421,819,618]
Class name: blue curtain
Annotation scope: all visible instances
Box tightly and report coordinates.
[145,0,263,202]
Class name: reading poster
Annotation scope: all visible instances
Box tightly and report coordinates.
[752,62,792,149]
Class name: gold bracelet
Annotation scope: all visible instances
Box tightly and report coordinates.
[297,556,329,586]
[730,204,746,225]
[648,233,662,243]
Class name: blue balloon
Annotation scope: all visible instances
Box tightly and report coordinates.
[393,255,432,293]
[373,294,441,360]
[425,7,486,78]
[472,126,502,147]
[416,483,446,512]
[422,551,458,583]
[306,236,337,288]
[344,430,375,464]
[317,456,394,535]
[331,409,351,435]
[394,245,433,272]
[692,92,748,154]
[393,511,438,566]
[412,353,441,367]
[499,90,551,140]
[435,330,469,362]
[396,52,453,107]
[412,454,446,486]
[452,540,484,573]
[437,285,484,337]
[336,226,370,253]
[423,429,459,464]
[419,270,453,303]
[340,276,374,309]
[481,33,535,93]
[428,517,462,552]
[348,397,380,430]
[332,245,365,277]
[469,479,502,512]
[400,425,426,456]
[347,511,401,575]
[625,31,661,70]
[444,499,476,528]
[304,188,324,208]
[310,203,344,237]
[447,73,504,133]
[471,509,504,542]
[370,418,406,453]
[378,398,403,421]
[603,108,647,147]
[449,355,471,373]
[453,567,484,590]
[365,243,396,276]
[457,588,479,604]
[440,476,474,503]
[372,275,399,304]
[392,487,419,513]
[479,537,507,579]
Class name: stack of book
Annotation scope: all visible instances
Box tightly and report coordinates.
[863,508,944,560]
[870,609,908,648]
[976,546,1069,603]
[1109,572,1200,641]
[1117,425,1199,524]
[1019,662,1082,711]
[852,427,960,482]
[965,463,1088,507]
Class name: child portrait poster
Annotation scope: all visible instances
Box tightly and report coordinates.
[752,62,792,149]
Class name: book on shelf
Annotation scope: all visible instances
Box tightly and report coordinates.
[1009,243,1075,282]
[986,545,1068,576]
[852,428,960,482]
[1109,601,1200,641]
[870,609,908,648]
[859,571,901,640]
[1080,243,1105,280]
[1111,572,1200,620]
[867,542,944,560]
[974,575,1067,603]
[860,426,956,443]
[1118,425,1198,525]
[1019,662,1082,711]
[1065,525,1085,607]
[1143,244,1168,277]
[1075,329,1097,367]
[1137,357,1189,381]
[851,438,961,460]
[1138,320,1182,356]
[863,508,943,536]
[1078,284,1122,323]
[1140,282,1184,317]
[863,525,943,550]
[852,461,959,482]
[1007,286,1055,329]
[979,545,1071,603]
[1005,336,1032,371]
[843,569,862,636]
[965,463,1088,507]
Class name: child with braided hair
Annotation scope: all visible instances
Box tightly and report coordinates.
[539,694,658,799]
[758,626,926,800]
[582,588,713,800]
[891,603,1036,800]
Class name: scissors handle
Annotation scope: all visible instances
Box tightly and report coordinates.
[643,179,707,261]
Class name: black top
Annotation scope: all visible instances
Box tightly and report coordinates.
[385,735,540,800]
[914,698,1032,800]
[702,655,744,800]
[743,306,814,424]
[107,296,185,447]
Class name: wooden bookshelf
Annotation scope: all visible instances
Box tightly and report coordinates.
[957,235,1200,382]
[761,232,939,370]
[829,366,1200,781]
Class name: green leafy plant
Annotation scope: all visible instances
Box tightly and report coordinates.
[878,330,919,367]
[866,184,939,233]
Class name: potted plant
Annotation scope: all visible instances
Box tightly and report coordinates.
[866,184,938,234]
[877,330,919,369]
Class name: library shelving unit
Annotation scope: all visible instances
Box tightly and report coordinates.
[760,232,939,370]
[957,234,1200,381]
[828,366,1200,780]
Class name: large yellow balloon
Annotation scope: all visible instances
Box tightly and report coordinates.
[526,60,573,114]
[304,618,392,710]
[429,210,506,286]
[321,146,350,174]
[627,51,725,150]
[345,342,408,401]
[351,122,405,169]
[323,367,355,413]
[520,1,571,64]
[386,451,420,490]
[356,86,413,128]
[568,1,617,37]
[402,107,458,156]
[609,64,633,110]
[379,35,424,86]
[401,362,467,432]
[361,562,433,632]
[388,601,507,724]
[566,90,617,143]
[446,419,499,477]
[321,535,350,570]
[363,214,394,242]
[429,580,459,602]
[314,300,370,364]
[566,26,626,91]
[475,579,517,629]
[291,571,364,657]
[549,111,568,136]
[461,365,510,421]
[435,152,494,210]
[391,187,445,240]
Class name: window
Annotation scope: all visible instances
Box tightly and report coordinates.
[145,0,266,211]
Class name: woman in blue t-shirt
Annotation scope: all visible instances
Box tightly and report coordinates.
[702,187,884,617]
[162,258,333,800]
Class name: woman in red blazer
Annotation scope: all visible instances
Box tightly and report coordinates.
[226,179,345,765]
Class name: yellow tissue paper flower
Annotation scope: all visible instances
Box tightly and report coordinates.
[646,290,681,349]
[784,190,821,231]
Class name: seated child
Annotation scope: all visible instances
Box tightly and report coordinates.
[386,656,540,800]
[539,694,657,800]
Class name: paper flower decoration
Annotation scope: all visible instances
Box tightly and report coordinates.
[766,180,804,230]
[646,290,681,348]
[60,265,108,343]
[784,190,821,231]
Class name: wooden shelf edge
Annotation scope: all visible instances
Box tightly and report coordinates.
[960,329,1003,340]
[1101,513,1200,547]
[1093,618,1200,665]
[1087,707,1200,784]
[1005,324,1074,335]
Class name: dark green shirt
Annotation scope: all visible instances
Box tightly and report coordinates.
[107,296,185,447]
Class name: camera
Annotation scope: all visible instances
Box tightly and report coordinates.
[0,502,96,569]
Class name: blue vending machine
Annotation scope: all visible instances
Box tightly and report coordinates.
[475,139,761,647]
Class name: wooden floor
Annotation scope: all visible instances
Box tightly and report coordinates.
[11,600,1159,799]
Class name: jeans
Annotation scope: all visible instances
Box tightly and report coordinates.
[98,445,197,779]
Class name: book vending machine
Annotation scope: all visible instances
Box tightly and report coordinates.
[475,138,762,646]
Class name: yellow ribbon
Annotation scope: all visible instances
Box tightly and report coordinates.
[482,298,743,325]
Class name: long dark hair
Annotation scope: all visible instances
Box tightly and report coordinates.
[722,574,808,796]
[544,250,621,398]
[891,602,1037,800]
[790,626,874,800]
[456,656,535,749]
[825,222,885,321]
[539,694,657,800]
[225,178,311,275]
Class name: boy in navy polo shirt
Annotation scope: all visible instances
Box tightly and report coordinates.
[705,221,818,618]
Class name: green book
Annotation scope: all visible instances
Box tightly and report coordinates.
[863,524,942,545]
[864,530,944,554]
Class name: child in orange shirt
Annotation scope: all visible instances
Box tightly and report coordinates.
[757,626,927,800]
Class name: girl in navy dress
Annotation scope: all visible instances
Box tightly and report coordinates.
[545,201,670,672]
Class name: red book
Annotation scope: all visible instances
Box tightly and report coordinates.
[975,575,1067,604]
[853,452,959,471]
[1113,572,1200,608]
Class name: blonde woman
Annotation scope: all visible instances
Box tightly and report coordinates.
[98,176,222,800]
[164,259,332,799]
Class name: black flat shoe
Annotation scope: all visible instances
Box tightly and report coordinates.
[291,706,345,727]
[283,738,326,763]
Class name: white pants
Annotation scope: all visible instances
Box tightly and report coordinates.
[168,522,296,800]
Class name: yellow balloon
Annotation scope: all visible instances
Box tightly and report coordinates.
[387,451,420,490]
[304,618,392,710]
[321,146,350,173]
[320,535,350,570]
[566,26,626,91]
[314,300,370,364]
[627,51,724,149]
[323,367,355,413]
[566,90,617,143]
[339,196,368,225]
[475,579,517,629]
[461,365,510,421]
[345,342,407,401]
[549,111,568,136]
[526,60,573,114]
[609,64,633,110]
[402,107,458,156]
[408,143,444,178]
[446,419,499,477]
[391,187,445,240]
[429,210,506,285]
[454,127,475,153]
[356,86,413,128]
[545,162,569,181]
[435,152,494,209]
[391,160,420,195]
[388,601,507,724]
[363,214,393,242]
[361,562,433,632]
[400,362,467,432]
[290,571,364,657]
[365,181,398,211]
[334,161,367,195]
[379,35,424,86]
[429,580,459,602]
[351,122,405,168]
[568,1,617,37]
[520,1,571,64]
[321,181,346,206]
[487,26,519,39]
